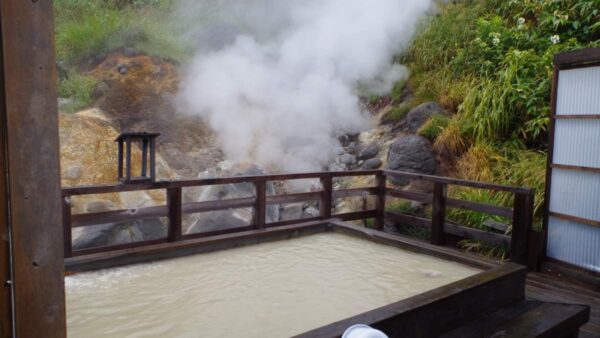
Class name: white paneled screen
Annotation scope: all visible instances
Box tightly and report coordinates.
[546,64,600,272]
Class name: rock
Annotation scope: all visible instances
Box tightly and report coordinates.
[361,158,382,170]
[91,81,110,99]
[328,163,345,172]
[117,64,128,75]
[339,153,357,166]
[72,219,167,251]
[85,199,115,213]
[406,102,444,133]
[65,165,82,180]
[123,48,140,57]
[303,206,320,218]
[280,203,303,221]
[387,135,437,185]
[357,143,379,160]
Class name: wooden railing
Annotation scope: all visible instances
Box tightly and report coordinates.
[61,169,535,265]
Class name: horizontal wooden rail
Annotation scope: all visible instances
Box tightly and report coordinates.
[333,187,379,199]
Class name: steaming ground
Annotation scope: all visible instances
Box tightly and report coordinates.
[177,0,433,172]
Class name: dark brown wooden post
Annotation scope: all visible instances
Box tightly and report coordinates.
[254,181,267,229]
[167,188,182,242]
[117,140,124,179]
[141,139,148,177]
[125,138,132,182]
[62,197,72,258]
[149,137,156,181]
[374,173,386,231]
[511,191,533,265]
[431,182,447,245]
[0,0,67,336]
[320,174,333,220]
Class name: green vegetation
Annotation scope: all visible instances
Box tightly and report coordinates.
[58,72,98,113]
[383,103,411,122]
[54,0,191,65]
[398,0,599,230]
[417,114,451,141]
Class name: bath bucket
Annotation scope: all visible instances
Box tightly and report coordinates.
[342,324,389,338]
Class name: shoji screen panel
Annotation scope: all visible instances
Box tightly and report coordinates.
[545,48,600,272]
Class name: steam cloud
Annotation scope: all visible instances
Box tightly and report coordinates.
[177,0,433,172]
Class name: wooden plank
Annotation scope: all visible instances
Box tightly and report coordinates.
[267,191,322,204]
[167,188,182,242]
[183,198,255,214]
[374,174,386,231]
[383,170,532,194]
[254,181,266,229]
[512,192,533,265]
[0,0,66,336]
[551,163,600,174]
[431,183,446,245]
[446,198,513,218]
[267,217,323,228]
[125,138,132,181]
[0,15,11,334]
[320,174,332,220]
[330,170,379,177]
[444,223,511,247]
[385,212,431,229]
[334,210,377,221]
[117,140,123,179]
[182,226,256,241]
[297,263,526,338]
[554,47,600,68]
[71,238,168,257]
[549,211,600,228]
[149,137,156,181]
[387,189,431,203]
[71,205,169,228]
[332,187,378,199]
[141,139,148,177]
[62,197,72,258]
[543,65,559,261]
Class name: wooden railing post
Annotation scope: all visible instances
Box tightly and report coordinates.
[511,191,533,265]
[254,181,267,229]
[167,187,182,242]
[431,183,447,245]
[320,174,333,220]
[62,196,72,258]
[374,173,386,231]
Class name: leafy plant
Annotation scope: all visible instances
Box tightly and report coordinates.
[58,72,98,113]
[417,114,450,141]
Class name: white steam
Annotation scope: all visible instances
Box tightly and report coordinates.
[177,0,432,172]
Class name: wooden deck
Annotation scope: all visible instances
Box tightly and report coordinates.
[526,271,600,337]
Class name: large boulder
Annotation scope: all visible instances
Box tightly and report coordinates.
[406,102,445,133]
[387,135,437,185]
[357,143,379,161]
[184,164,279,234]
[72,219,167,250]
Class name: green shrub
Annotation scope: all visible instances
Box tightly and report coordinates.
[384,104,411,122]
[417,114,450,141]
[58,72,98,113]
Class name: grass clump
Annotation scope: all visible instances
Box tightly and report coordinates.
[384,104,411,122]
[417,114,450,142]
[58,72,98,113]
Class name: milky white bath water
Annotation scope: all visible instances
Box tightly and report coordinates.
[66,233,480,337]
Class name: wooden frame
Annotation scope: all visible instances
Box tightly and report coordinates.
[543,47,600,270]
[0,1,66,337]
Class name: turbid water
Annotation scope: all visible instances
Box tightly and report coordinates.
[66,233,480,338]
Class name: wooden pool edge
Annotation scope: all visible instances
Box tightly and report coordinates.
[64,220,498,273]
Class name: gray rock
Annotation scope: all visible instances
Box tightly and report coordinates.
[279,203,303,221]
[72,219,167,250]
[85,199,115,213]
[339,153,357,166]
[357,143,379,160]
[117,64,128,75]
[303,207,320,218]
[406,102,444,133]
[186,211,251,234]
[65,165,82,180]
[361,158,382,170]
[328,163,345,172]
[387,135,437,185]
[92,81,110,99]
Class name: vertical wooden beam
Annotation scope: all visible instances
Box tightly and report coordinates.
[149,138,156,181]
[167,188,182,242]
[254,181,266,229]
[0,8,11,335]
[512,192,534,265]
[0,0,67,336]
[125,139,132,182]
[431,183,447,245]
[117,140,124,180]
[62,197,72,258]
[141,139,148,177]
[320,174,333,220]
[374,173,386,231]
[542,65,559,259]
